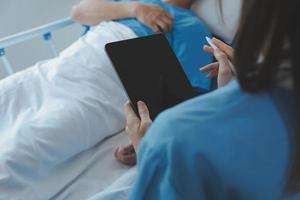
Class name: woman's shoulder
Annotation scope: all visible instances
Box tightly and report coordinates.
[140,80,291,198]
[155,80,286,135]
[145,80,288,147]
[143,79,290,167]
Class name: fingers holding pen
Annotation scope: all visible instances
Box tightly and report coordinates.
[203,38,235,61]
[201,39,236,87]
[211,37,234,60]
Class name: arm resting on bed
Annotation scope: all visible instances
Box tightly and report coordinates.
[71,0,141,26]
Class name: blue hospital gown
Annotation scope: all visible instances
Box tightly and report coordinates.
[130,80,298,199]
[116,0,213,91]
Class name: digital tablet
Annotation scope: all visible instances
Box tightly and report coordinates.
[105,34,198,119]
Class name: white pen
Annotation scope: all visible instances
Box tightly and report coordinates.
[205,36,236,75]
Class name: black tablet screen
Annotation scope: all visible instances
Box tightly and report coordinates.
[105,34,198,119]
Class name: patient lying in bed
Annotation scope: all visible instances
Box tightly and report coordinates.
[72,0,213,165]
[0,0,211,199]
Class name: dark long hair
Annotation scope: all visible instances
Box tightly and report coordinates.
[232,0,300,196]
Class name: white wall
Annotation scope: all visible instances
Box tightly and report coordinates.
[191,0,242,43]
[0,0,82,79]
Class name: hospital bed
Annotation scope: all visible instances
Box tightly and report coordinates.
[0,0,241,199]
[0,0,241,76]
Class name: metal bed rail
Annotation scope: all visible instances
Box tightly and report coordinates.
[0,17,87,75]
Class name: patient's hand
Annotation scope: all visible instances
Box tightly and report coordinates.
[115,143,136,166]
[200,38,235,88]
[135,3,173,33]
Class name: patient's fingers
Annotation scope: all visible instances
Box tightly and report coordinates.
[160,17,173,31]
[200,62,219,73]
[162,15,173,25]
[151,23,161,33]
[161,12,173,21]
[165,12,173,20]
[157,20,169,33]
[156,12,173,33]
[137,101,152,130]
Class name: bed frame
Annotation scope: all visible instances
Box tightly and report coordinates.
[0,18,88,76]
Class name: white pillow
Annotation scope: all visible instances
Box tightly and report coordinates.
[191,0,242,43]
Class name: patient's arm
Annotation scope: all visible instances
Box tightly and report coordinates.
[71,0,173,32]
[71,0,138,26]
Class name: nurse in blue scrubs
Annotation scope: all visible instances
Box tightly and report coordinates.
[124,0,300,199]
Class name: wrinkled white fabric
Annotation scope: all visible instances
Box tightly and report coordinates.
[0,21,137,199]
[88,166,136,200]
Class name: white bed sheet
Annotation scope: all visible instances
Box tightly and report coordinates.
[0,21,137,199]
[51,131,136,200]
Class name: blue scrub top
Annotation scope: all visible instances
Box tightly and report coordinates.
[130,80,297,199]
[116,0,213,92]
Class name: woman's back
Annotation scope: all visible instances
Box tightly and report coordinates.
[130,80,294,199]
[127,0,300,198]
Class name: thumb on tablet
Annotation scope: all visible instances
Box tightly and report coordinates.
[137,101,152,129]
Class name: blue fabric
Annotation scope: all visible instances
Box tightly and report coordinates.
[290,194,300,200]
[130,80,294,200]
[116,0,213,91]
